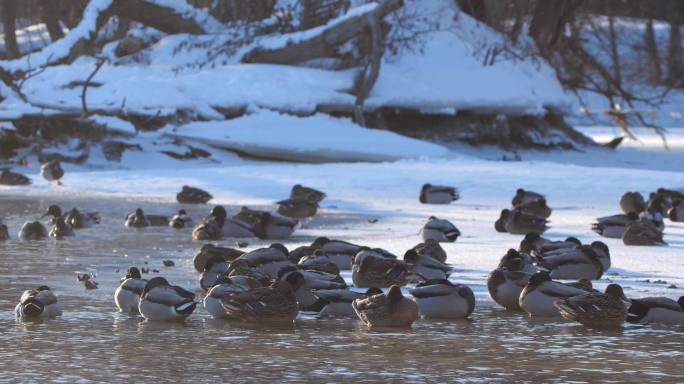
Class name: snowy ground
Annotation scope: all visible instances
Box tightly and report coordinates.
[2,126,683,306]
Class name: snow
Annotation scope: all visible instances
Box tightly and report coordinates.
[146,0,225,34]
[89,115,137,135]
[168,109,449,162]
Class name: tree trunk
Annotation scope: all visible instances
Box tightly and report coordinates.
[1,0,20,59]
[456,0,487,23]
[644,19,661,84]
[40,0,66,42]
[667,22,683,87]
[528,0,582,53]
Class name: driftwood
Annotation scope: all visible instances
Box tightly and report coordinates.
[353,14,382,126]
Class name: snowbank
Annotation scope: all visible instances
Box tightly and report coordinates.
[169,110,449,162]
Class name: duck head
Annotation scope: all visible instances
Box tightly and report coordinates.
[366,287,383,296]
[498,249,527,271]
[403,249,419,263]
[42,204,62,218]
[125,267,141,279]
[284,271,305,291]
[528,271,551,287]
[386,285,404,307]
[270,243,289,256]
[209,206,227,223]
[565,237,581,245]
[605,284,629,303]
[312,237,330,247]
[22,297,45,317]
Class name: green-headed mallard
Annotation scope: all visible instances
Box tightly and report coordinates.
[518,233,581,256]
[353,285,419,328]
[313,288,382,317]
[409,279,474,319]
[554,284,629,328]
[487,268,532,310]
[403,249,452,281]
[114,267,147,313]
[238,243,292,278]
[410,239,447,263]
[49,217,74,239]
[277,265,346,310]
[592,212,639,238]
[15,286,62,320]
[192,243,244,273]
[627,296,684,325]
[203,275,263,319]
[519,272,591,317]
[169,209,192,229]
[138,277,197,321]
[535,242,610,280]
[420,216,460,242]
[199,255,230,291]
[125,208,149,228]
[419,184,459,204]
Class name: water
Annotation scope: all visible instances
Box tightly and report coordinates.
[1,196,683,383]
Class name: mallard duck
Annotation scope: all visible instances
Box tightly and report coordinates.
[176,185,213,204]
[199,256,231,291]
[514,198,552,219]
[410,239,447,263]
[252,213,296,240]
[646,193,670,217]
[40,160,64,185]
[192,243,244,272]
[232,206,265,227]
[18,221,47,240]
[15,286,62,320]
[512,188,545,206]
[592,212,639,238]
[554,284,629,328]
[487,268,532,310]
[203,275,263,319]
[220,271,304,323]
[313,288,383,317]
[353,247,398,265]
[669,200,684,222]
[403,249,452,280]
[124,208,149,228]
[276,196,318,220]
[0,169,31,185]
[0,222,10,240]
[419,184,459,204]
[277,265,346,309]
[655,187,684,206]
[353,285,419,328]
[496,249,538,274]
[535,242,609,280]
[504,209,548,235]
[114,267,147,313]
[301,237,363,269]
[620,191,646,214]
[409,279,475,319]
[352,253,413,288]
[420,216,460,242]
[298,251,347,274]
[43,205,100,229]
[138,277,197,321]
[291,184,326,203]
[192,206,226,240]
[622,220,666,246]
[49,217,74,239]
[225,259,272,286]
[519,272,590,317]
[169,209,192,229]
[627,296,684,325]
[238,243,292,278]
[494,209,510,233]
[518,233,581,255]
[640,199,666,232]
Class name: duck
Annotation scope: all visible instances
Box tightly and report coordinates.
[494,209,510,233]
[410,239,447,263]
[232,206,266,227]
[225,259,272,286]
[114,267,147,313]
[514,198,552,219]
[313,288,383,317]
[504,209,549,235]
[18,221,47,240]
[138,277,197,321]
[199,256,231,291]
[252,212,297,240]
[419,183,459,204]
[192,206,226,240]
[627,296,684,325]
[420,216,460,242]
[124,208,149,228]
[306,237,363,269]
[49,217,74,238]
[219,271,304,324]
[403,249,452,280]
[238,243,292,278]
[511,188,545,206]
[622,220,666,246]
[591,212,638,238]
[535,242,609,280]
[669,200,684,222]
[0,221,10,240]
[203,275,263,319]
[554,284,629,328]
[640,197,666,232]
[655,187,684,205]
[409,279,475,319]
[192,243,244,273]
[276,196,318,220]
[297,256,341,276]
[645,193,670,217]
[619,191,646,214]
[352,252,413,288]
[40,159,64,185]
[15,286,62,320]
[291,184,326,203]
[176,185,212,204]
[353,285,419,328]
[0,168,31,185]
[42,205,100,229]
[487,268,532,310]
[519,271,591,317]
[518,233,581,256]
[169,209,192,229]
[277,265,346,310]
[496,249,538,274]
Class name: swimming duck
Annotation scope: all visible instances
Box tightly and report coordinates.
[192,206,226,240]
[199,255,231,291]
[504,209,549,235]
[622,220,666,246]
[619,191,646,214]
[176,185,213,204]
[114,267,147,313]
[535,242,609,280]
[225,259,272,286]
[192,243,244,273]
[403,249,452,280]
[409,279,475,319]
[518,233,581,255]
[352,252,413,288]
[353,285,419,328]
[220,271,304,324]
[15,286,62,320]
[554,284,629,328]
[487,268,532,310]
[277,265,346,309]
[40,160,64,185]
[238,243,292,278]
[252,212,297,240]
[419,184,459,204]
[410,239,447,263]
[519,272,590,317]
[0,169,31,185]
[669,200,684,222]
[312,288,383,317]
[18,221,47,240]
[419,216,460,242]
[496,249,538,274]
[290,184,326,203]
[49,217,74,239]
[169,209,192,229]
[627,296,684,325]
[591,212,638,238]
[138,277,197,321]
[0,221,9,240]
[124,208,149,228]
[203,275,263,319]
[42,205,100,229]
[511,189,545,206]
[514,198,552,219]
[276,196,318,220]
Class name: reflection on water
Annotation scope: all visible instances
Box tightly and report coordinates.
[1,196,683,382]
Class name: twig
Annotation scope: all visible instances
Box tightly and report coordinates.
[81,57,107,116]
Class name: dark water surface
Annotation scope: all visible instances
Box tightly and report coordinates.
[1,196,683,383]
